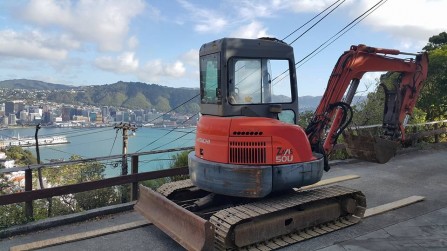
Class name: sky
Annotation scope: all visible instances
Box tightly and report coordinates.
[0,0,445,96]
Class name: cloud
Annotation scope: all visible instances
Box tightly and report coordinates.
[138,60,186,82]
[95,52,139,73]
[231,21,269,39]
[147,4,164,22]
[180,49,199,67]
[20,0,146,51]
[127,36,139,50]
[177,0,228,33]
[351,0,447,48]
[165,61,186,78]
[95,51,187,82]
[0,29,76,60]
[272,0,342,12]
[234,0,273,20]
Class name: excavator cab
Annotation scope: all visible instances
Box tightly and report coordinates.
[199,37,299,122]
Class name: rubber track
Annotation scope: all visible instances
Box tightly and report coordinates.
[157,179,194,197]
[209,185,366,250]
[156,181,366,250]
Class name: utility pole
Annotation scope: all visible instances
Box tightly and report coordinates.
[35,123,52,216]
[114,123,137,202]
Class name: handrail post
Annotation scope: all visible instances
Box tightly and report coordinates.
[434,123,439,143]
[412,125,418,146]
[24,169,33,220]
[131,155,139,201]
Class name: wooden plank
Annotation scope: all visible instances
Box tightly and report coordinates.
[9,220,150,251]
[295,174,360,191]
[364,196,425,218]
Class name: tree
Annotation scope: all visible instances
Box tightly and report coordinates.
[1,147,37,228]
[418,42,447,121]
[141,150,192,189]
[154,96,172,112]
[423,32,447,51]
[122,92,152,110]
[42,155,119,214]
[5,146,37,166]
[297,111,314,128]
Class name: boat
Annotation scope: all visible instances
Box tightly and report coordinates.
[0,135,70,149]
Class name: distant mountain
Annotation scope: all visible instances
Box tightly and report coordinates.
[0,79,75,90]
[298,95,367,112]
[45,81,201,113]
[0,79,365,113]
[299,96,322,112]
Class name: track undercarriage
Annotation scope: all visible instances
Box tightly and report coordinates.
[135,179,366,251]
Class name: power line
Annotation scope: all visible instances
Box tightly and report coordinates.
[44,146,84,159]
[295,0,387,67]
[109,131,119,156]
[144,95,199,126]
[151,128,196,151]
[36,126,112,138]
[135,113,198,152]
[288,0,346,45]
[272,0,387,85]
[282,0,344,41]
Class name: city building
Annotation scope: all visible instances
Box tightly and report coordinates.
[5,100,24,116]
[8,114,17,125]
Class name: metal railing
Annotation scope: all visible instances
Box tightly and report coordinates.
[0,147,193,222]
[346,119,447,143]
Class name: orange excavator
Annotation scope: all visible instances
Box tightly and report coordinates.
[135,38,429,250]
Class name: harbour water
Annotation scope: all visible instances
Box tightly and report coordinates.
[0,126,196,177]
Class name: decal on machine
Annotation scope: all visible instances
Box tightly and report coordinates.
[197,137,211,144]
[276,147,293,163]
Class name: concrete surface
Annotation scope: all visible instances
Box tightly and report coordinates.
[1,145,447,251]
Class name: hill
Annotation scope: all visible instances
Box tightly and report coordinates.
[0,79,75,90]
[0,79,365,113]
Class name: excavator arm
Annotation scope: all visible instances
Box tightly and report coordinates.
[306,44,429,166]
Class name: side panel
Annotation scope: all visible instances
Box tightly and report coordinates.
[271,153,324,192]
[195,115,231,163]
[230,117,315,164]
[189,152,273,198]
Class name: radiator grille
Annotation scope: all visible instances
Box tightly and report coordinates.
[229,141,267,164]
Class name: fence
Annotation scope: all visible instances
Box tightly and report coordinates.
[0,147,193,225]
[345,119,447,144]
[0,120,445,229]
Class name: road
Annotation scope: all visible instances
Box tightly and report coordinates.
[2,144,447,250]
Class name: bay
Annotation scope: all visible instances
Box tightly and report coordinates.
[0,126,196,177]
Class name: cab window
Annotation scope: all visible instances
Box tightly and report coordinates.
[229,58,292,105]
[200,53,220,104]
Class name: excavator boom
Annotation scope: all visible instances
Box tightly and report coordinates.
[306,45,429,163]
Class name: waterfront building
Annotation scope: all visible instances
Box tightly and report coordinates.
[62,106,75,121]
[2,116,8,126]
[123,111,130,122]
[115,111,124,122]
[101,106,109,122]
[89,112,97,122]
[8,114,16,125]
[19,110,29,123]
[5,100,24,116]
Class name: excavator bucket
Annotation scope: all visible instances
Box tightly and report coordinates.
[135,185,214,251]
[343,130,399,164]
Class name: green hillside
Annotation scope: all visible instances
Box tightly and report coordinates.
[0,79,75,90]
